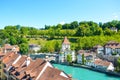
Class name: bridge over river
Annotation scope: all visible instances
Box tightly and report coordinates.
[30,53,56,61]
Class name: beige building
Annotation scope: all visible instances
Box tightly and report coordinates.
[2,44,19,53]
[0,52,5,80]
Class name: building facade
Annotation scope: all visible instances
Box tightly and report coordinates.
[77,50,94,66]
[2,44,19,53]
[59,37,75,63]
[104,41,120,55]
[92,59,114,71]
[93,45,104,54]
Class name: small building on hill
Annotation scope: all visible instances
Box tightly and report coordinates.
[29,44,40,53]
[110,27,117,32]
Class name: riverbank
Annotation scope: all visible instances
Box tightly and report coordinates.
[53,63,120,80]
[53,63,120,77]
[72,63,120,77]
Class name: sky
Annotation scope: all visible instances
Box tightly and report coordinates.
[0,0,120,29]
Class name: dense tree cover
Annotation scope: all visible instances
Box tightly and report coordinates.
[102,20,120,30]
[1,20,120,53]
[0,26,30,54]
[76,35,120,50]
[45,20,120,36]
[2,20,120,40]
[20,43,29,55]
[45,20,120,30]
[54,41,61,52]
[19,20,120,40]
[39,20,120,38]
[9,36,17,45]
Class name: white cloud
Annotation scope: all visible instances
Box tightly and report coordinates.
[59,21,65,25]
[114,15,119,19]
[112,12,120,20]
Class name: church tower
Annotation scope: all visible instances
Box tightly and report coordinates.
[61,36,70,51]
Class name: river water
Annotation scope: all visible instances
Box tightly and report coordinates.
[53,64,120,80]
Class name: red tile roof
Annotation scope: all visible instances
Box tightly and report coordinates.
[104,41,120,49]
[38,66,71,80]
[12,57,33,79]
[2,44,19,52]
[25,58,47,80]
[63,37,70,45]
[2,52,18,64]
[94,59,111,67]
[2,51,72,80]
[12,55,27,68]
[4,44,14,49]
[2,52,19,70]
[93,45,103,48]
[78,50,93,57]
[0,51,6,57]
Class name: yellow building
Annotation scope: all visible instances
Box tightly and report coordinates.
[0,53,6,80]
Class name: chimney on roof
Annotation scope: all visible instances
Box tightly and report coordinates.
[26,57,30,66]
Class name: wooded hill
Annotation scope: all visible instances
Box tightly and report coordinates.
[0,20,120,53]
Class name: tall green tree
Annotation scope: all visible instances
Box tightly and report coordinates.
[76,24,90,36]
[117,57,120,71]
[82,54,85,65]
[0,30,9,39]
[9,36,17,45]
[55,28,61,38]
[67,54,72,63]
[56,24,62,29]
[54,41,61,52]
[94,27,103,35]
[62,23,70,29]
[19,43,29,55]
[104,28,113,35]
[28,27,38,35]
[70,21,78,29]
[48,28,55,39]
[20,27,29,37]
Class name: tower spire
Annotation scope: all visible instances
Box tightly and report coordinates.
[63,36,70,45]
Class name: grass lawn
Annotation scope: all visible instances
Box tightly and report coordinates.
[28,37,77,50]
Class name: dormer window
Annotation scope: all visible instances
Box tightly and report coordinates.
[15,72,20,76]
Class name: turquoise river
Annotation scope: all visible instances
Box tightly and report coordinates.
[53,64,120,80]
